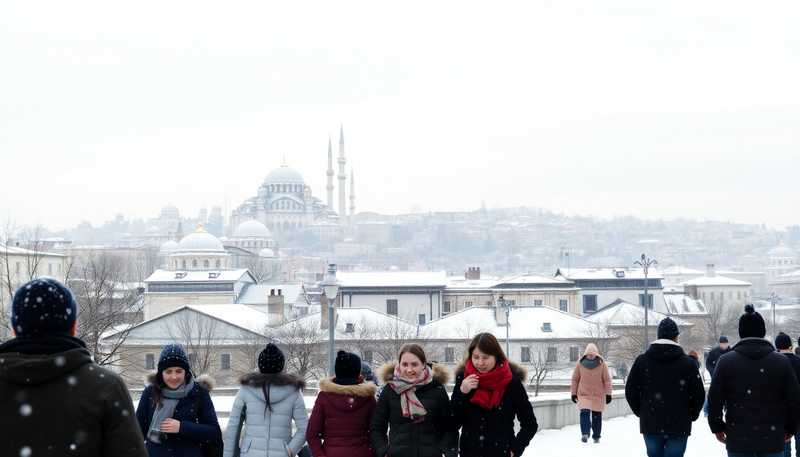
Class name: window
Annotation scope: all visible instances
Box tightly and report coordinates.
[418,314,426,325]
[215,260,221,268]
[464,300,473,308]
[221,354,231,371]
[208,272,220,279]
[583,296,597,313]
[521,347,531,363]
[299,308,308,316]
[192,259,198,267]
[203,259,209,268]
[547,347,557,363]
[445,347,455,363]
[534,300,543,307]
[15,262,20,274]
[182,259,187,269]
[570,347,579,362]
[48,263,52,275]
[387,300,398,315]
[345,323,355,333]
[174,272,187,279]
[639,294,654,309]
[363,350,373,364]
[559,299,568,312]
[486,301,492,307]
[443,301,452,313]
[188,353,198,366]
[541,322,552,332]
[146,354,155,370]
[506,299,516,306]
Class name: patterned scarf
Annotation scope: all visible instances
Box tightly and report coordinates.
[147,377,195,444]
[388,364,434,423]
[464,359,513,409]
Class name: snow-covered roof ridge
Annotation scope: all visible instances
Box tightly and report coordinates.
[338,270,447,288]
[677,275,750,286]
[585,299,694,327]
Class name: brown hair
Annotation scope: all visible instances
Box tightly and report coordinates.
[465,332,507,364]
[398,343,427,365]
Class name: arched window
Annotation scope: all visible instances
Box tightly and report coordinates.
[192,259,198,267]
[182,259,186,269]
[216,260,221,268]
[203,259,209,268]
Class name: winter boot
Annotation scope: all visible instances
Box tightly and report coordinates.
[581,435,588,443]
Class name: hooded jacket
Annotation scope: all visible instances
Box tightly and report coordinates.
[624,339,705,436]
[705,344,730,377]
[223,372,309,457]
[570,345,612,412]
[0,336,147,457]
[306,377,378,457]
[136,372,222,457]
[708,337,800,453]
[370,362,457,457]
[449,360,538,457]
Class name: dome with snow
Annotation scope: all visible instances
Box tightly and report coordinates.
[219,236,229,241]
[233,220,271,238]
[769,242,796,259]
[146,226,161,235]
[259,248,275,258]
[178,223,224,252]
[160,240,179,254]
[264,165,304,184]
[161,204,180,219]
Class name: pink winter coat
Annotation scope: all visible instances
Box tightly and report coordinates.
[570,344,612,412]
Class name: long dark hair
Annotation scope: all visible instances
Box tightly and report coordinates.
[464,332,507,364]
[152,369,193,406]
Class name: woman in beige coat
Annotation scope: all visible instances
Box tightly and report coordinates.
[570,343,612,444]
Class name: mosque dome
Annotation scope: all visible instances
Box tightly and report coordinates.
[769,241,797,259]
[265,165,304,184]
[259,248,276,258]
[146,226,161,235]
[233,220,271,238]
[178,223,224,252]
[161,204,180,219]
[160,240,179,254]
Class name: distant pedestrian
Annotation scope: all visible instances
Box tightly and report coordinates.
[571,343,612,443]
[136,343,222,457]
[223,342,309,457]
[775,332,800,457]
[688,349,701,370]
[707,304,800,456]
[370,343,457,457]
[449,333,538,457]
[703,335,731,417]
[0,278,147,457]
[625,317,705,457]
[307,350,377,457]
[361,360,379,386]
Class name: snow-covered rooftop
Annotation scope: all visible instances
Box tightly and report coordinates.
[662,293,708,315]
[237,284,307,306]
[660,266,705,275]
[677,275,750,287]
[338,270,448,288]
[145,268,252,283]
[556,267,664,280]
[585,300,694,327]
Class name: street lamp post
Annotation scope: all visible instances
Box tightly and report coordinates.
[769,293,781,340]
[497,294,516,356]
[322,263,341,377]
[634,254,658,351]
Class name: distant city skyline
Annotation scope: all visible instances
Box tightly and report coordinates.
[1,1,798,232]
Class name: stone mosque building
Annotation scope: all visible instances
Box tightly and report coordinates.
[229,126,355,241]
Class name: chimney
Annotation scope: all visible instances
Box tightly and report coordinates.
[268,289,284,326]
[706,264,715,277]
[466,267,481,280]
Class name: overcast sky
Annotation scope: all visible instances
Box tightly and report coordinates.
[1,1,798,232]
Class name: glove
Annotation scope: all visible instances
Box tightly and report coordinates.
[571,395,577,403]
[606,395,612,404]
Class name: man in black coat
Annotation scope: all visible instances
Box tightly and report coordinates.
[625,317,705,457]
[708,305,800,456]
[0,278,147,457]
[776,332,800,457]
[703,335,730,417]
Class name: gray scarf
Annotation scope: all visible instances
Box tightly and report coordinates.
[147,377,196,444]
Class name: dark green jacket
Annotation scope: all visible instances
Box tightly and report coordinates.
[370,362,457,457]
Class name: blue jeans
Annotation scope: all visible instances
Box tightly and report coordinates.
[728,452,783,457]
[580,409,602,439]
[642,435,688,457]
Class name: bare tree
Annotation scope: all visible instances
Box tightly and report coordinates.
[268,316,328,381]
[160,308,227,376]
[525,342,569,396]
[241,255,283,284]
[0,218,48,340]
[703,296,740,347]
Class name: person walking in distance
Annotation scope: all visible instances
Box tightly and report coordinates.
[775,332,800,457]
[448,333,538,457]
[625,317,705,457]
[571,343,612,443]
[703,335,730,417]
[0,278,147,457]
[708,305,800,457]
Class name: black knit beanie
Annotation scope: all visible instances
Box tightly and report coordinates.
[738,304,766,339]
[11,278,78,336]
[157,344,191,376]
[258,342,285,374]
[657,317,680,340]
[776,332,792,350]
[333,350,362,385]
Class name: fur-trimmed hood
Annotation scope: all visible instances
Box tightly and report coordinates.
[146,372,216,392]
[377,361,451,385]
[317,377,379,398]
[239,372,307,390]
[454,360,528,384]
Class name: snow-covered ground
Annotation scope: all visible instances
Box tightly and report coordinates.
[204,395,730,456]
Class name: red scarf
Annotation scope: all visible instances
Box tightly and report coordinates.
[465,359,513,409]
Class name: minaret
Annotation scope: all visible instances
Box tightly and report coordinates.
[337,125,347,226]
[349,168,355,230]
[326,136,334,208]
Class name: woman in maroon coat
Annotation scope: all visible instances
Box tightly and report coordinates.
[306,351,378,457]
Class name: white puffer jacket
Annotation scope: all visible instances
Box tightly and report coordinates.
[223,372,309,457]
